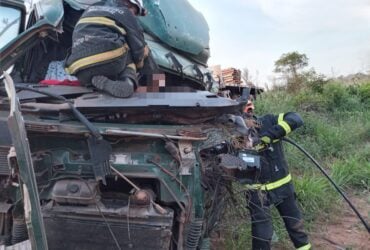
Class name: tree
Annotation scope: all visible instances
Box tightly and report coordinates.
[274,51,309,92]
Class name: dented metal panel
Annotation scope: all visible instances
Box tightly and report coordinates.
[3,73,48,250]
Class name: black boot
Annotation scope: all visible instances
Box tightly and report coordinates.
[91,75,134,98]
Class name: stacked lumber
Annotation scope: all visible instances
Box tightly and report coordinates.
[210,65,222,82]
[221,68,242,84]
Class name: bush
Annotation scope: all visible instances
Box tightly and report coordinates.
[255,91,295,114]
[293,174,338,219]
[303,69,328,93]
[292,91,327,112]
[330,145,370,190]
[358,82,370,103]
[322,82,351,111]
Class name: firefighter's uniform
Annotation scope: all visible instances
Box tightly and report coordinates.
[65,0,149,87]
[245,112,311,250]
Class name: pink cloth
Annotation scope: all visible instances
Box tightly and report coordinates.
[40,80,80,86]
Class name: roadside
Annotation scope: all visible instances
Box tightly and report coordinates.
[310,193,369,250]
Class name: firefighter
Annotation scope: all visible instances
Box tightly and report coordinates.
[244,110,312,250]
[65,0,149,98]
[244,99,255,115]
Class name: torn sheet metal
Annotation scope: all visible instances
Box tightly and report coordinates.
[3,72,48,250]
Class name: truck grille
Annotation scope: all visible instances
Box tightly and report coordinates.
[0,147,10,176]
[43,206,174,250]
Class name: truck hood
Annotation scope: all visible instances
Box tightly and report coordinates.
[7,84,245,125]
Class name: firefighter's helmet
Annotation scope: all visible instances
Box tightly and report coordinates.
[128,0,146,16]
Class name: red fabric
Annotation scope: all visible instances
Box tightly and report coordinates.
[40,80,81,86]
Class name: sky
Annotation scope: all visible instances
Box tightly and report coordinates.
[188,0,370,86]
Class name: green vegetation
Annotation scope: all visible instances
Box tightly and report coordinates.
[225,80,370,249]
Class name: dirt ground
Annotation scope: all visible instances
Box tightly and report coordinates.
[211,193,370,250]
[309,194,370,250]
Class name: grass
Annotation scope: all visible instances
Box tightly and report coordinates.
[330,145,370,190]
[224,81,370,249]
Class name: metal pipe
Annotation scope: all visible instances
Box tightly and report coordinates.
[105,129,207,141]
[148,159,192,221]
[110,166,167,215]
[177,211,186,250]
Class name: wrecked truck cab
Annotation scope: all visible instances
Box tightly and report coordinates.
[0,0,252,249]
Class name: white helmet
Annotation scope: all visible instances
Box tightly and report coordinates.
[129,0,146,16]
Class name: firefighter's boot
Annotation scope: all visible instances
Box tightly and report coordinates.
[91,75,134,98]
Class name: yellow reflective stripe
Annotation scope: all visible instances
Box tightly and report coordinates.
[143,45,150,57]
[255,144,266,151]
[278,113,284,123]
[127,63,136,71]
[65,46,128,74]
[279,120,291,134]
[297,243,311,250]
[261,136,271,144]
[136,45,150,69]
[246,174,292,191]
[278,113,291,134]
[136,60,144,69]
[77,17,126,35]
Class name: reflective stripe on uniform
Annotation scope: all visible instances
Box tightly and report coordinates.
[143,45,150,57]
[135,45,150,69]
[127,63,136,71]
[65,45,128,74]
[76,17,127,35]
[245,173,292,191]
[296,243,311,250]
[136,56,145,69]
[278,113,291,134]
[261,136,271,144]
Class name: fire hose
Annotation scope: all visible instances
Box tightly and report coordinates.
[282,137,370,233]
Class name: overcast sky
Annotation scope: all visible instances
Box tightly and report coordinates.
[188,0,370,85]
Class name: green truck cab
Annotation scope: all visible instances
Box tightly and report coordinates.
[0,0,250,249]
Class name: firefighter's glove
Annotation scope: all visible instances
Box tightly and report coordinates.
[260,136,272,144]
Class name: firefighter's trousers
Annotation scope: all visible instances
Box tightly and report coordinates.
[246,185,311,250]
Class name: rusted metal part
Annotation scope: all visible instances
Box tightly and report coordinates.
[110,166,167,215]
[105,129,207,141]
[177,129,206,138]
[42,199,174,250]
[0,146,11,176]
[148,159,192,221]
[0,202,12,245]
[158,178,186,213]
[164,141,181,163]
[178,141,196,176]
[51,179,98,205]
[19,119,211,142]
[21,103,70,112]
[131,190,153,206]
[25,123,58,133]
[177,211,186,250]
[110,166,141,191]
